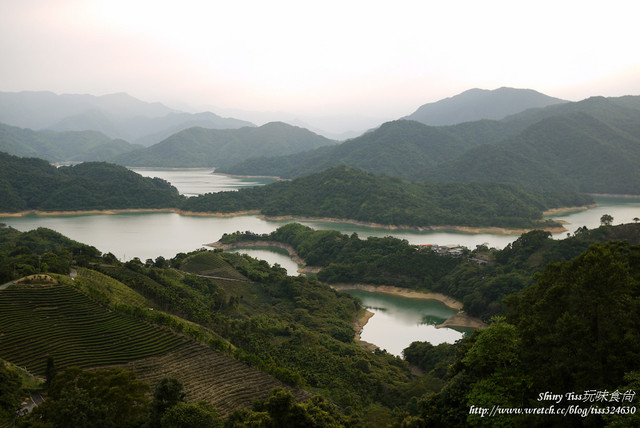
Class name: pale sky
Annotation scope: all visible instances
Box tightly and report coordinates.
[1,0,639,125]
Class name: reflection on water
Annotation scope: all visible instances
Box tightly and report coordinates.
[4,165,638,354]
[345,290,464,356]
[228,247,300,275]
[549,197,640,237]
[130,168,277,196]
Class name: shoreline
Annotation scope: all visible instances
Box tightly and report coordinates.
[331,283,487,330]
[331,283,463,310]
[261,214,567,235]
[0,208,261,218]
[1,209,575,234]
[588,193,640,199]
[206,240,322,274]
[542,203,597,216]
[353,310,378,351]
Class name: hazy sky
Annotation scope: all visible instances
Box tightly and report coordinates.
[1,0,639,122]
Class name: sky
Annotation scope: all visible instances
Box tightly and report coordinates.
[1,0,639,131]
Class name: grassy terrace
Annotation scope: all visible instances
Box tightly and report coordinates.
[0,283,187,375]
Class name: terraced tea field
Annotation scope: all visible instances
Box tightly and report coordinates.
[0,283,187,375]
[114,341,312,417]
[180,251,248,280]
[0,281,311,415]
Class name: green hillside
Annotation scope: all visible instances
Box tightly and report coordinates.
[0,283,187,375]
[218,119,477,178]
[218,96,640,196]
[404,87,566,125]
[111,121,336,167]
[0,152,183,212]
[183,165,589,228]
[420,112,640,194]
[3,219,640,426]
[0,122,140,162]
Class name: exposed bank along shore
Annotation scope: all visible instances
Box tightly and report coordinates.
[259,214,571,234]
[206,240,322,274]
[209,241,487,340]
[330,283,487,329]
[0,207,597,235]
[0,208,262,218]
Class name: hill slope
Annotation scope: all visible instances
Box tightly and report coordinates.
[218,119,480,178]
[111,121,336,167]
[0,122,140,162]
[183,166,588,228]
[0,91,254,146]
[0,152,182,212]
[420,110,640,194]
[220,96,640,196]
[404,87,567,125]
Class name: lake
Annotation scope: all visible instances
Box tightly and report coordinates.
[132,168,277,197]
[345,290,465,356]
[2,168,639,351]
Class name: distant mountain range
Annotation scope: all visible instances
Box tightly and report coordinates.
[0,122,140,163]
[404,87,567,125]
[2,87,640,196]
[0,91,254,146]
[110,121,337,168]
[219,95,640,195]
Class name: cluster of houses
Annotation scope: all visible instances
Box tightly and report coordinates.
[419,244,466,256]
[419,243,490,264]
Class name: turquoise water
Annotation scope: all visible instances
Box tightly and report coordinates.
[344,290,464,356]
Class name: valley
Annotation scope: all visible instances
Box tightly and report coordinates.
[1,87,639,427]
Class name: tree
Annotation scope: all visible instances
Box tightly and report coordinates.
[0,362,22,420]
[160,401,222,428]
[228,388,349,427]
[600,213,613,226]
[508,242,640,393]
[147,377,186,428]
[462,317,531,427]
[634,217,639,224]
[26,367,150,428]
[45,355,56,388]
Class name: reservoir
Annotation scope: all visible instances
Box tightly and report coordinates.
[2,168,638,351]
[345,290,465,357]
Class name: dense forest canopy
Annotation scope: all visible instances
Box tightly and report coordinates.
[219,96,640,195]
[183,165,589,229]
[2,222,640,426]
[0,121,140,162]
[0,152,182,212]
[110,121,336,167]
[222,222,640,322]
[2,90,640,426]
[2,153,591,230]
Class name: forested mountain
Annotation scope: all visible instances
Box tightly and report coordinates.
[220,96,640,195]
[0,152,182,212]
[404,87,566,125]
[2,222,640,426]
[0,226,414,426]
[0,122,141,162]
[183,166,590,228]
[420,111,640,193]
[111,122,337,167]
[217,120,481,178]
[0,91,254,146]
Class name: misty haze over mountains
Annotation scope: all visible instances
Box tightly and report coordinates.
[0,87,571,142]
[2,86,640,198]
[0,91,253,147]
[404,87,567,125]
